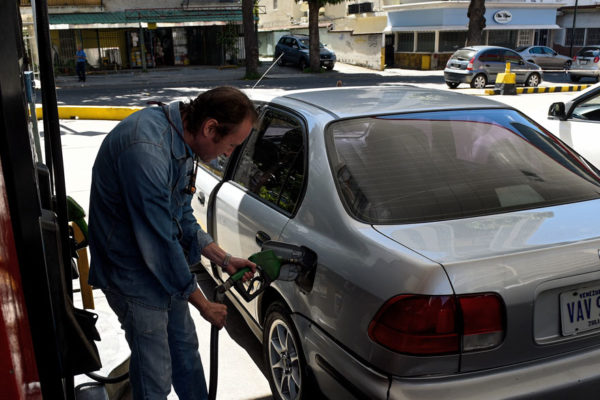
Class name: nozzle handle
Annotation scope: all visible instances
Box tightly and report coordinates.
[230,267,251,282]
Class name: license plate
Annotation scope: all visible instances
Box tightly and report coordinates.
[323,61,330,65]
[580,60,588,65]
[560,285,600,336]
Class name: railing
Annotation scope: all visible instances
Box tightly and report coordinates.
[20,0,102,6]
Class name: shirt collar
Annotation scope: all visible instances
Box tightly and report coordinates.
[167,101,194,160]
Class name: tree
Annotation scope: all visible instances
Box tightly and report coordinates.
[242,0,259,78]
[304,0,344,72]
[466,0,486,46]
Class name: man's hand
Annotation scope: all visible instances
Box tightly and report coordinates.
[223,256,256,281]
[188,288,227,329]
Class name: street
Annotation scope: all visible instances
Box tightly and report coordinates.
[51,64,596,400]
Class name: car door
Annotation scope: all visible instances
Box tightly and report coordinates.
[542,46,560,69]
[479,49,504,82]
[213,107,308,320]
[504,50,528,82]
[289,38,302,64]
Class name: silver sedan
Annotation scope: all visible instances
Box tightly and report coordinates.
[516,45,572,70]
[192,86,600,400]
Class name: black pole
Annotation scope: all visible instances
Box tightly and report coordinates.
[569,0,579,58]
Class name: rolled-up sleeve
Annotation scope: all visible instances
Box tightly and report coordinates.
[117,144,196,299]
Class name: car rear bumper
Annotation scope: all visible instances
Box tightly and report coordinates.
[444,70,473,83]
[389,344,600,400]
[292,313,389,400]
[570,68,599,77]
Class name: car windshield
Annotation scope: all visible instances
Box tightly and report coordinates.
[298,38,324,49]
[326,109,600,224]
[451,49,476,61]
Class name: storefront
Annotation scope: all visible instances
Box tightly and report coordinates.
[384,2,562,70]
[555,4,600,57]
[47,8,243,73]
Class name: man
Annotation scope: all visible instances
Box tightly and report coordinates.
[75,46,86,85]
[88,87,258,399]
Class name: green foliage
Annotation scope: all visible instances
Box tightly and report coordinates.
[217,22,239,64]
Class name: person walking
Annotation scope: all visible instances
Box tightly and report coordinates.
[75,46,87,85]
[88,86,258,400]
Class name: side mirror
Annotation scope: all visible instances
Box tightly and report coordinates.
[548,102,567,120]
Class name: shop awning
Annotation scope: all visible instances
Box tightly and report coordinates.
[49,7,243,28]
[384,24,561,32]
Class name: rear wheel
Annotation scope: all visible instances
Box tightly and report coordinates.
[570,74,581,82]
[326,64,334,70]
[470,74,487,89]
[526,73,540,87]
[263,301,314,400]
[276,54,284,66]
[299,58,307,71]
[446,81,459,89]
[564,60,572,70]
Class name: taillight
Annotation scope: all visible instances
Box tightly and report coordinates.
[594,56,600,63]
[467,57,475,71]
[369,293,504,356]
[573,56,577,61]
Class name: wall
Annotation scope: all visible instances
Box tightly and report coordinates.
[324,30,382,69]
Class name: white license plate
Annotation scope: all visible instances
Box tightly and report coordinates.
[580,60,588,65]
[560,285,600,336]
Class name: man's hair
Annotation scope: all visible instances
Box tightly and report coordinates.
[181,87,258,140]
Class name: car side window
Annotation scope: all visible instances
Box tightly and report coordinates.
[504,50,521,64]
[233,109,306,214]
[200,155,229,179]
[572,93,600,122]
[531,47,542,55]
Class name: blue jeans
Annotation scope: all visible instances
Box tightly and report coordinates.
[104,289,208,400]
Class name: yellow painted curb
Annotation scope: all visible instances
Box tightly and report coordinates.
[35,105,143,120]
[485,84,592,96]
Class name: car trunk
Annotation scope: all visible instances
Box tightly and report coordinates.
[374,199,600,372]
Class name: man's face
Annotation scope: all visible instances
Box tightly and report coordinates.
[189,117,254,162]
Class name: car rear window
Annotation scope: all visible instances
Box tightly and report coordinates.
[326,109,600,224]
[577,47,600,57]
[451,49,476,61]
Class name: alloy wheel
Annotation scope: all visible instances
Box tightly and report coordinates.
[268,320,301,400]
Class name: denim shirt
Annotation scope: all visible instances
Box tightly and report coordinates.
[88,101,213,308]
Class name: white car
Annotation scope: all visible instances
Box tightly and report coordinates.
[547,83,600,167]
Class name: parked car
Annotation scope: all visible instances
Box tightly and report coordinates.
[569,46,600,83]
[193,86,600,400]
[274,34,336,70]
[547,83,600,167]
[515,45,572,70]
[444,45,543,89]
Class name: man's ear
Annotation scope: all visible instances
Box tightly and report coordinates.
[202,118,219,139]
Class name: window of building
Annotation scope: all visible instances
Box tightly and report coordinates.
[439,31,466,52]
[396,32,414,52]
[488,30,518,48]
[586,28,600,45]
[517,30,533,47]
[416,32,435,52]
[566,28,585,46]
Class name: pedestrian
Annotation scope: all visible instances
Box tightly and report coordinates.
[88,86,258,400]
[75,46,87,85]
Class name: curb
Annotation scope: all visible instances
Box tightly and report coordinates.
[36,105,142,120]
[484,84,592,96]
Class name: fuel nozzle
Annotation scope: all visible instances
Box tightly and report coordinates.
[214,242,317,303]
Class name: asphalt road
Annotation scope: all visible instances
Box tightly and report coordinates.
[49,67,577,107]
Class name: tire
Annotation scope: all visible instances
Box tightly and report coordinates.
[470,74,487,89]
[276,54,284,66]
[263,301,314,400]
[326,64,334,70]
[446,81,459,89]
[564,60,572,70]
[570,74,581,83]
[299,58,307,71]
[525,73,540,87]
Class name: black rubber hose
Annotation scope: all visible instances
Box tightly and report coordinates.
[85,371,129,385]
[208,289,221,400]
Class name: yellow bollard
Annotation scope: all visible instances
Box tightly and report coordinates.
[71,222,95,310]
[495,62,517,95]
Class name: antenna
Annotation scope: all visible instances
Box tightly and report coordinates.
[252,53,285,91]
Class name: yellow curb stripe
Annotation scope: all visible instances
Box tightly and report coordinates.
[484,84,591,95]
[35,105,143,120]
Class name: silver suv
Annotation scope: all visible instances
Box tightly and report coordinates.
[444,45,543,89]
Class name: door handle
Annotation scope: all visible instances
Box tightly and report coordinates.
[197,192,205,205]
[256,231,271,247]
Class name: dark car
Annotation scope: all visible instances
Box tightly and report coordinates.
[444,45,543,89]
[274,34,336,70]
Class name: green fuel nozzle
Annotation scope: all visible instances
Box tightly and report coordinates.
[214,242,317,303]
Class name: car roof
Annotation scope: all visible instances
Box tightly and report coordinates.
[258,86,508,120]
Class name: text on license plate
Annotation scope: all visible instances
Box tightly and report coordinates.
[560,284,600,336]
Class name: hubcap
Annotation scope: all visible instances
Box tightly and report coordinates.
[268,320,301,400]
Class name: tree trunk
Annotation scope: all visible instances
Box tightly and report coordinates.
[308,2,320,72]
[242,0,258,78]
[466,0,486,46]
